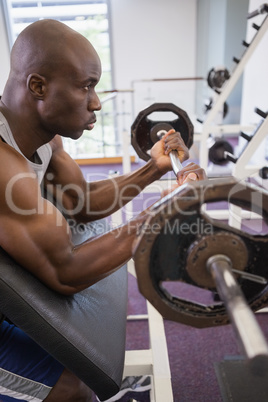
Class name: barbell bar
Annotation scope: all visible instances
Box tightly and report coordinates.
[207,254,268,374]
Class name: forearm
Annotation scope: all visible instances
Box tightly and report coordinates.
[77,159,162,221]
[48,131,189,223]
[49,217,145,294]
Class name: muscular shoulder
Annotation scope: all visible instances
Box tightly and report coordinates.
[0,139,41,222]
[0,138,33,181]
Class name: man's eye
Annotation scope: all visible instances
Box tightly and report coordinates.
[84,82,96,90]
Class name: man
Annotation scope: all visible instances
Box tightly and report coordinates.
[0,19,206,401]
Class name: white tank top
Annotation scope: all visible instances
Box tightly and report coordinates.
[0,111,52,184]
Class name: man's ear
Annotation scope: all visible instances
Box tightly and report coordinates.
[27,74,47,99]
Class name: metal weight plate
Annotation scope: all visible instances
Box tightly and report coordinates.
[208,138,234,165]
[131,103,194,161]
[207,67,230,91]
[133,178,268,328]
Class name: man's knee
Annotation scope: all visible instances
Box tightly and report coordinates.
[45,368,92,402]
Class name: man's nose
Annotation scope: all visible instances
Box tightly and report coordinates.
[88,92,102,111]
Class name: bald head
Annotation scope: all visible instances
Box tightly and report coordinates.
[10,19,100,81]
[0,18,102,138]
[0,18,102,122]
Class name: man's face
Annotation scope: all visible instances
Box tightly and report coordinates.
[38,43,102,140]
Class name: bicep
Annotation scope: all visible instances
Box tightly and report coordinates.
[1,209,71,278]
[0,173,75,292]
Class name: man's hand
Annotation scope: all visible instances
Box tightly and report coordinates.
[176,162,207,185]
[150,129,189,175]
[161,162,207,197]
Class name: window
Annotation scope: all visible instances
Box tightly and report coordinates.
[3,0,120,159]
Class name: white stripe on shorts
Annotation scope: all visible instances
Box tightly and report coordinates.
[0,367,52,401]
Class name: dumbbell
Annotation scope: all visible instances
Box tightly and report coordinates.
[259,167,268,179]
[204,97,229,119]
[131,103,194,176]
[208,137,234,165]
[207,66,230,92]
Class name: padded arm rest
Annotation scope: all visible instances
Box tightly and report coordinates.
[0,219,128,401]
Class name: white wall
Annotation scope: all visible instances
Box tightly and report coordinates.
[109,0,197,85]
[0,1,10,94]
[109,0,197,120]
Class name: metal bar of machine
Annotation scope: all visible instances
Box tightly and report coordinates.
[207,254,268,375]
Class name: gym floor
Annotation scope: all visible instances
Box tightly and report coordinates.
[126,272,268,402]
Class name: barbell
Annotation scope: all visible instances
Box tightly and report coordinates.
[132,178,268,372]
[131,103,194,176]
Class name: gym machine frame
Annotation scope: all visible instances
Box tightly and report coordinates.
[199,10,268,171]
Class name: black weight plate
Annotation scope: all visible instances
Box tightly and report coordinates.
[209,139,234,165]
[133,178,268,327]
[131,103,194,161]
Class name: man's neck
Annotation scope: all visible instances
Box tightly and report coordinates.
[0,100,52,160]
